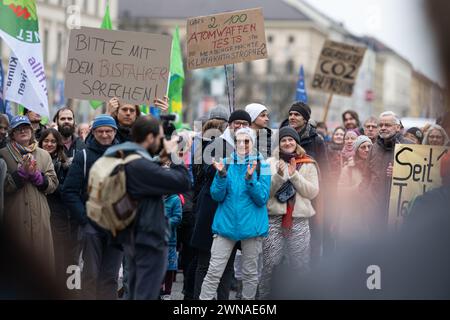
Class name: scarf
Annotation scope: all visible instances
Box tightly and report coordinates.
[7,141,38,163]
[341,143,355,162]
[279,153,316,236]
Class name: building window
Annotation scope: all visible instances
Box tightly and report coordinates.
[286,59,295,74]
[267,35,273,43]
[288,35,295,44]
[43,29,49,65]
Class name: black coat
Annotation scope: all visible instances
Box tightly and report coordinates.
[124,156,191,249]
[62,134,119,226]
[63,135,86,159]
[47,157,70,218]
[190,137,234,252]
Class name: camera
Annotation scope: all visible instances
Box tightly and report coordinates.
[160,114,183,143]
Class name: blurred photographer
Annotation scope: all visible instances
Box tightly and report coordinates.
[105,115,191,299]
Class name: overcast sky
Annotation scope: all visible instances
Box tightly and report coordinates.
[303,0,443,84]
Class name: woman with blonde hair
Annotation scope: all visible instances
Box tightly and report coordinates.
[422,124,449,146]
[259,127,319,299]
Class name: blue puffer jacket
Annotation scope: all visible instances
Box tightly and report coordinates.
[210,153,270,241]
[164,194,182,247]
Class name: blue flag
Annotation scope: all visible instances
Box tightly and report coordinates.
[296,65,308,103]
[0,58,12,120]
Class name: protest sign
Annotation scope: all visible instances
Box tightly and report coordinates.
[64,27,171,105]
[389,144,449,229]
[186,8,268,70]
[312,40,366,96]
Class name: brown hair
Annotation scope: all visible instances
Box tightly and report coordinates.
[53,107,75,124]
[111,103,141,122]
[342,110,361,127]
[38,128,68,163]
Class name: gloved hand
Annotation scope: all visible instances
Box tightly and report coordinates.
[17,164,29,180]
[29,170,44,187]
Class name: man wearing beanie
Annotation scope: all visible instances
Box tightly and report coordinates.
[62,114,122,299]
[285,101,329,263]
[404,127,423,144]
[190,109,251,300]
[245,103,273,158]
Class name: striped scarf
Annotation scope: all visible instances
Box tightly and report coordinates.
[7,141,38,163]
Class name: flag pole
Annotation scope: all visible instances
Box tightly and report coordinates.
[322,93,333,123]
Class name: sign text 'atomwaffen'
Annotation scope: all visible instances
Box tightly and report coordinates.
[186,8,268,70]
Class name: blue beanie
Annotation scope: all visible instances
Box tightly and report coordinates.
[92,114,117,130]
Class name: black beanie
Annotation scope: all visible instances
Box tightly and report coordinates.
[289,102,311,122]
[228,109,251,124]
[279,126,300,145]
[406,127,424,143]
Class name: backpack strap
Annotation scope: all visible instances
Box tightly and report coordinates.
[122,154,142,164]
[82,149,87,179]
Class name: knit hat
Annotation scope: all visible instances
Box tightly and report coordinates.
[406,127,423,143]
[245,103,268,122]
[228,109,251,125]
[209,105,230,122]
[92,114,117,130]
[289,102,311,122]
[10,115,31,129]
[278,126,301,145]
[235,127,256,144]
[353,135,372,151]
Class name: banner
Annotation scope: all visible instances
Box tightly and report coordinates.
[169,26,184,128]
[64,27,172,106]
[186,8,268,70]
[0,56,12,118]
[296,65,308,103]
[312,40,366,97]
[0,0,49,117]
[389,144,449,229]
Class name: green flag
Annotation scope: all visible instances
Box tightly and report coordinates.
[168,26,184,128]
[90,1,112,109]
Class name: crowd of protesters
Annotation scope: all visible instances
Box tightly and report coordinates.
[0,95,449,300]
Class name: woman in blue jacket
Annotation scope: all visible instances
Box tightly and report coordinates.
[200,127,270,300]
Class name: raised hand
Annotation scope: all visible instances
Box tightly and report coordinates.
[247,160,257,177]
[154,96,169,112]
[107,97,120,115]
[277,160,287,176]
[212,159,225,173]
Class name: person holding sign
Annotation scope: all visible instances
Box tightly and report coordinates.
[107,96,169,143]
[364,111,411,236]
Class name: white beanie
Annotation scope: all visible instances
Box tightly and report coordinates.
[235,127,256,145]
[245,103,268,122]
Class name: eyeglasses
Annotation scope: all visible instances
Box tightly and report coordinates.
[14,126,32,133]
[233,121,249,128]
[378,122,395,128]
[364,125,377,130]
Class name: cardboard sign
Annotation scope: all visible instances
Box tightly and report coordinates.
[388,144,449,229]
[64,27,171,105]
[312,40,366,96]
[186,8,268,70]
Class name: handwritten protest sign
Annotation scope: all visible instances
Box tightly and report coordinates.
[389,144,449,229]
[312,40,366,96]
[64,27,171,105]
[186,8,268,70]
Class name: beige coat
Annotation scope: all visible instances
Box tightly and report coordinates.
[0,144,58,273]
[267,154,319,218]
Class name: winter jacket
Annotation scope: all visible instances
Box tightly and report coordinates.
[365,133,412,231]
[266,151,319,218]
[164,194,182,247]
[210,152,270,241]
[47,156,70,218]
[63,135,86,160]
[0,144,58,272]
[62,134,119,226]
[102,142,191,249]
[297,123,329,175]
